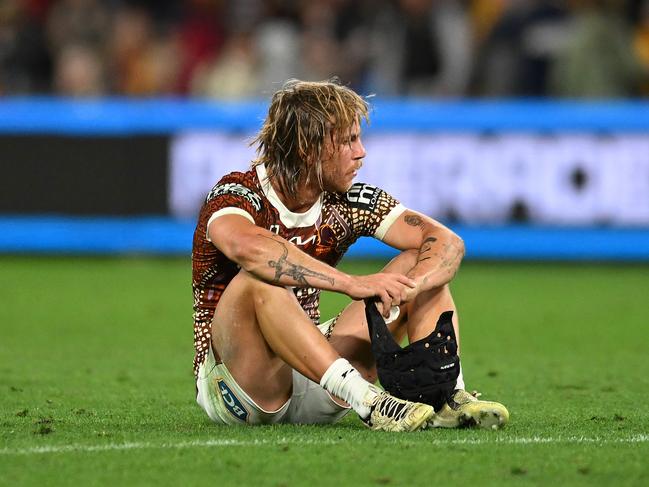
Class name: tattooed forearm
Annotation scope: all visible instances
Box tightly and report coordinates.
[260,235,335,287]
[403,213,464,285]
[419,237,437,253]
[414,238,464,289]
[435,242,464,281]
[440,243,460,268]
[416,236,437,263]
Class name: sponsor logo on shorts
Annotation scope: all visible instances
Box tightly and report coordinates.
[346,183,381,211]
[207,183,262,211]
[217,378,249,422]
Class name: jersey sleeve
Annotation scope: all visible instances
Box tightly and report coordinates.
[344,182,406,240]
[202,172,265,241]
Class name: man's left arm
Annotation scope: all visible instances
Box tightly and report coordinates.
[381,209,465,297]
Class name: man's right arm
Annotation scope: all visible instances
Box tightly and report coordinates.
[208,214,415,315]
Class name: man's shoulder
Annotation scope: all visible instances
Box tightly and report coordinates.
[329,182,387,212]
[202,167,266,215]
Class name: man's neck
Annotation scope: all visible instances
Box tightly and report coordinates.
[270,177,321,213]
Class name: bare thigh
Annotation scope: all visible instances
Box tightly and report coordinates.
[211,272,294,411]
[211,269,340,411]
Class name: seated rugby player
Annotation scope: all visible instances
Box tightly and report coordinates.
[191,79,508,431]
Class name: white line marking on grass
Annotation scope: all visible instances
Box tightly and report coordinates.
[2,435,648,456]
[0,438,340,456]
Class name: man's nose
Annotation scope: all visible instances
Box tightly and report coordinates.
[353,140,366,160]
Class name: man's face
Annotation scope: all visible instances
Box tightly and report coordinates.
[320,120,366,193]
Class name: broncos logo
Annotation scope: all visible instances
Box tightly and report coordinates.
[314,224,337,261]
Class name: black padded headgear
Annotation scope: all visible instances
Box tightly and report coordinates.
[365,299,460,410]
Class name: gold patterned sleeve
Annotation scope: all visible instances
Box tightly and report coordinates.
[343,182,406,240]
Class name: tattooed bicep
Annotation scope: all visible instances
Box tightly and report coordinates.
[404,214,425,229]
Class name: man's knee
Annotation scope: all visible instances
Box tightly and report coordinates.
[232,269,297,309]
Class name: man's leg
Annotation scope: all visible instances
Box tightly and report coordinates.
[327,251,508,429]
[404,280,509,429]
[329,250,460,381]
[207,269,435,430]
[211,270,338,412]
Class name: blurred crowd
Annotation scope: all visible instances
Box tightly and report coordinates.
[1,0,649,99]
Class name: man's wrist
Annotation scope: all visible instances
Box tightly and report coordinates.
[337,272,354,295]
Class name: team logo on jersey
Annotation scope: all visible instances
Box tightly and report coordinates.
[216,378,249,422]
[270,225,318,247]
[346,183,381,211]
[289,235,317,246]
[207,183,262,211]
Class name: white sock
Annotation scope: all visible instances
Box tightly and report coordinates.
[455,363,465,391]
[320,358,378,419]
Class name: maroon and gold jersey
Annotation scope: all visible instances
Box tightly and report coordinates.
[191,164,405,377]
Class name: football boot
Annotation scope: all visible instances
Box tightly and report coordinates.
[428,390,509,430]
[363,389,435,432]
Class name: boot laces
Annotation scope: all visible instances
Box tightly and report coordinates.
[373,393,409,421]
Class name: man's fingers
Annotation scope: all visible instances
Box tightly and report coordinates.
[397,275,417,288]
[379,291,392,318]
[399,287,409,303]
[351,273,416,310]
[383,272,416,288]
[382,283,398,305]
[386,280,412,306]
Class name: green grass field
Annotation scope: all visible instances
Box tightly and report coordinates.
[1,256,648,486]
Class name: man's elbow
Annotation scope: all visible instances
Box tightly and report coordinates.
[453,233,466,261]
[442,230,465,278]
[225,234,260,270]
[438,227,465,260]
[444,232,465,283]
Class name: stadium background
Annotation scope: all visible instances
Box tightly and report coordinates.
[2,1,649,486]
[2,0,649,257]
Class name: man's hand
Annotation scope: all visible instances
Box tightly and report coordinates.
[345,272,416,318]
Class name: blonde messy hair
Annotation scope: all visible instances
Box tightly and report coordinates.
[252,78,369,195]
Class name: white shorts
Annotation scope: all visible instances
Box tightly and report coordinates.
[196,319,351,425]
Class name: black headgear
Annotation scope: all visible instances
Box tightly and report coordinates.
[365,299,460,410]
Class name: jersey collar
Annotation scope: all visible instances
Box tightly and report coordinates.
[255,164,323,228]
